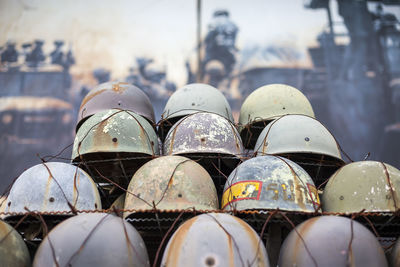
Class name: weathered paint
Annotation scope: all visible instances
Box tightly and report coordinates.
[279,216,388,267]
[163,112,243,156]
[0,220,31,267]
[33,213,150,267]
[4,162,101,215]
[161,213,270,267]
[77,81,155,131]
[124,156,218,217]
[322,161,400,213]
[222,156,320,213]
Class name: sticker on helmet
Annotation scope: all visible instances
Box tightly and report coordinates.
[221,181,262,209]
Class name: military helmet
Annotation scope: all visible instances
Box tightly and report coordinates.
[33,213,150,267]
[239,84,315,148]
[390,238,400,267]
[161,213,270,266]
[279,216,388,267]
[163,112,243,157]
[159,83,234,140]
[222,155,320,212]
[110,193,125,210]
[0,220,31,267]
[124,156,218,217]
[72,109,159,161]
[76,81,155,131]
[322,161,400,213]
[4,162,101,215]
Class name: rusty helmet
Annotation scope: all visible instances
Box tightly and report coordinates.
[72,109,159,161]
[222,155,320,213]
[322,161,400,213]
[4,162,101,215]
[163,112,243,158]
[124,156,218,217]
[239,84,315,148]
[0,220,31,267]
[76,81,155,131]
[254,115,345,184]
[161,213,270,266]
[33,213,150,267]
[159,83,234,140]
[278,216,388,267]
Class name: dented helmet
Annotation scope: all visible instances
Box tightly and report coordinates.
[322,161,400,213]
[163,112,243,158]
[33,213,150,267]
[4,162,101,215]
[77,81,155,131]
[254,115,345,183]
[161,213,270,266]
[124,156,218,217]
[279,216,388,267]
[159,83,233,140]
[222,156,320,212]
[72,109,159,161]
[239,84,315,148]
[0,220,31,267]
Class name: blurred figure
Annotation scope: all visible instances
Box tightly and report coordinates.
[26,40,46,68]
[93,68,111,84]
[1,41,18,63]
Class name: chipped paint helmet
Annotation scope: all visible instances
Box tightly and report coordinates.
[0,220,31,267]
[159,83,234,141]
[33,213,150,267]
[390,238,400,267]
[161,213,270,266]
[254,115,345,184]
[72,109,159,161]
[76,81,155,131]
[124,156,218,217]
[239,84,315,148]
[278,216,388,267]
[222,155,320,212]
[163,112,242,158]
[4,162,101,216]
[322,161,400,213]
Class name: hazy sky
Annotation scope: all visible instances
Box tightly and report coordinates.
[0,0,398,86]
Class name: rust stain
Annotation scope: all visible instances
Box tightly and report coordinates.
[381,162,399,210]
[0,220,10,236]
[165,216,198,266]
[42,174,53,210]
[92,119,113,150]
[112,82,128,94]
[226,234,235,267]
[293,217,318,262]
[79,89,107,110]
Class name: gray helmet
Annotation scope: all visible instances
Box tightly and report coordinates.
[0,220,31,267]
[322,161,400,213]
[254,115,345,184]
[33,213,150,267]
[222,156,320,213]
[159,83,234,141]
[279,216,388,267]
[124,156,218,217]
[4,162,101,216]
[239,84,315,148]
[161,213,270,266]
[77,81,155,131]
[390,238,400,267]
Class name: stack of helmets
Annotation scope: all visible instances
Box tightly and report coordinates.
[72,81,159,205]
[254,114,345,187]
[239,84,315,148]
[161,83,242,194]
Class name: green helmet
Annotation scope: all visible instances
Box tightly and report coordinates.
[254,115,345,184]
[0,220,31,267]
[322,161,400,213]
[4,162,101,216]
[279,216,388,267]
[159,83,234,141]
[161,213,270,267]
[33,213,150,267]
[239,84,315,148]
[124,156,218,217]
[222,155,320,213]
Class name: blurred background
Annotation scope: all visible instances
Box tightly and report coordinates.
[0,0,399,193]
